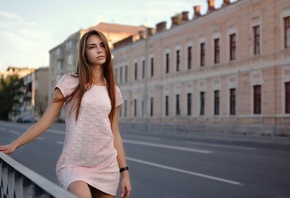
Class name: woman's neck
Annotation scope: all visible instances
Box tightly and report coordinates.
[92,65,105,85]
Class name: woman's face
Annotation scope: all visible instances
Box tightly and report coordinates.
[85,34,106,66]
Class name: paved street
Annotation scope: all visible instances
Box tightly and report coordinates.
[0,121,290,198]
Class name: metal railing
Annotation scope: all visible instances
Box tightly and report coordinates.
[0,152,76,198]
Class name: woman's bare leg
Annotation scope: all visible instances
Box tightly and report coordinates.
[90,186,114,198]
[68,180,92,198]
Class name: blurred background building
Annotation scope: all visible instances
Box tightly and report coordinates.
[9,67,48,122]
[112,0,290,128]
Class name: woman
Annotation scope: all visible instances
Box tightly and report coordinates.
[0,30,132,198]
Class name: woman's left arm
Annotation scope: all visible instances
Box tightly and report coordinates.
[112,106,132,198]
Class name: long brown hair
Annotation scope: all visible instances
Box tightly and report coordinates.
[60,30,116,123]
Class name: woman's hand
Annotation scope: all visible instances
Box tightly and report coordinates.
[0,143,17,155]
[120,175,132,198]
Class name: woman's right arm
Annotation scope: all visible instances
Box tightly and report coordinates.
[0,88,64,154]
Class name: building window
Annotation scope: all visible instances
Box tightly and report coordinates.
[214,38,220,64]
[176,50,180,71]
[142,100,145,117]
[134,63,138,80]
[57,60,63,70]
[200,91,205,115]
[67,54,73,65]
[166,53,170,74]
[165,96,169,116]
[187,93,192,116]
[119,67,123,84]
[214,90,220,115]
[253,85,261,114]
[200,43,205,66]
[284,16,290,48]
[125,65,128,82]
[176,94,180,115]
[285,82,290,113]
[134,99,137,117]
[115,68,118,81]
[119,105,122,117]
[124,100,127,117]
[230,33,236,61]
[187,46,192,69]
[253,25,260,55]
[150,97,154,116]
[142,60,145,79]
[230,88,236,115]
[151,58,154,77]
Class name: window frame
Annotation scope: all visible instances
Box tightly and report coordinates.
[253,85,262,114]
[284,16,290,49]
[229,33,236,61]
[253,25,260,55]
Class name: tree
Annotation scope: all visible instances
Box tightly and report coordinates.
[0,75,24,120]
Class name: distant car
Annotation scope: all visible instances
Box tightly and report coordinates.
[17,116,34,123]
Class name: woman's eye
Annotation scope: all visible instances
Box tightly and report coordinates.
[89,46,95,49]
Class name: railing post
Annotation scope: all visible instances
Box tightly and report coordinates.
[0,153,77,198]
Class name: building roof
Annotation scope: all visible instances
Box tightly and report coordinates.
[85,22,147,34]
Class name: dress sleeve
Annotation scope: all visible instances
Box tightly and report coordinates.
[115,86,123,107]
[55,74,69,97]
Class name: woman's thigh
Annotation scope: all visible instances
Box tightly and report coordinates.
[68,180,92,198]
[89,186,115,198]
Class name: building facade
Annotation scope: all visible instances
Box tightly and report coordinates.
[11,67,49,122]
[113,0,290,127]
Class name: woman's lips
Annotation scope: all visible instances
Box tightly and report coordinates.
[97,56,105,60]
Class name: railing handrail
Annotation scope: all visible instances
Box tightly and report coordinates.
[0,152,76,198]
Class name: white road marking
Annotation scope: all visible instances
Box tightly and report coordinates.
[36,137,44,140]
[8,130,20,135]
[56,141,64,145]
[185,141,255,151]
[123,139,212,154]
[47,129,65,135]
[123,134,161,141]
[127,157,243,186]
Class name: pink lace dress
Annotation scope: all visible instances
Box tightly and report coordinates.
[55,74,123,196]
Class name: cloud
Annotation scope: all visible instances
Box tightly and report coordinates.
[0,10,51,68]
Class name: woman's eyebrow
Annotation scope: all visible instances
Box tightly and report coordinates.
[88,43,97,46]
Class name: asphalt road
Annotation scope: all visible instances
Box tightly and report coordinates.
[0,121,290,198]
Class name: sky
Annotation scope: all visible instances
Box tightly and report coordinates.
[0,0,232,71]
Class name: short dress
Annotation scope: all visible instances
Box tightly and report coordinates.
[54,74,123,196]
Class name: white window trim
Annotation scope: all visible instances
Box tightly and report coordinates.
[164,48,171,74]
[282,67,290,114]
[250,18,262,56]
[198,37,206,67]
[211,32,222,65]
[280,10,290,50]
[226,27,238,62]
[211,78,221,116]
[250,71,263,115]
[174,45,182,72]
[227,75,237,116]
[185,41,193,70]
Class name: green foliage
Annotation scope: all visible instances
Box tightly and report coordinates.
[0,75,24,120]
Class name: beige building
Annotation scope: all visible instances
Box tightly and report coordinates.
[48,22,148,120]
[11,67,49,121]
[113,0,290,128]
